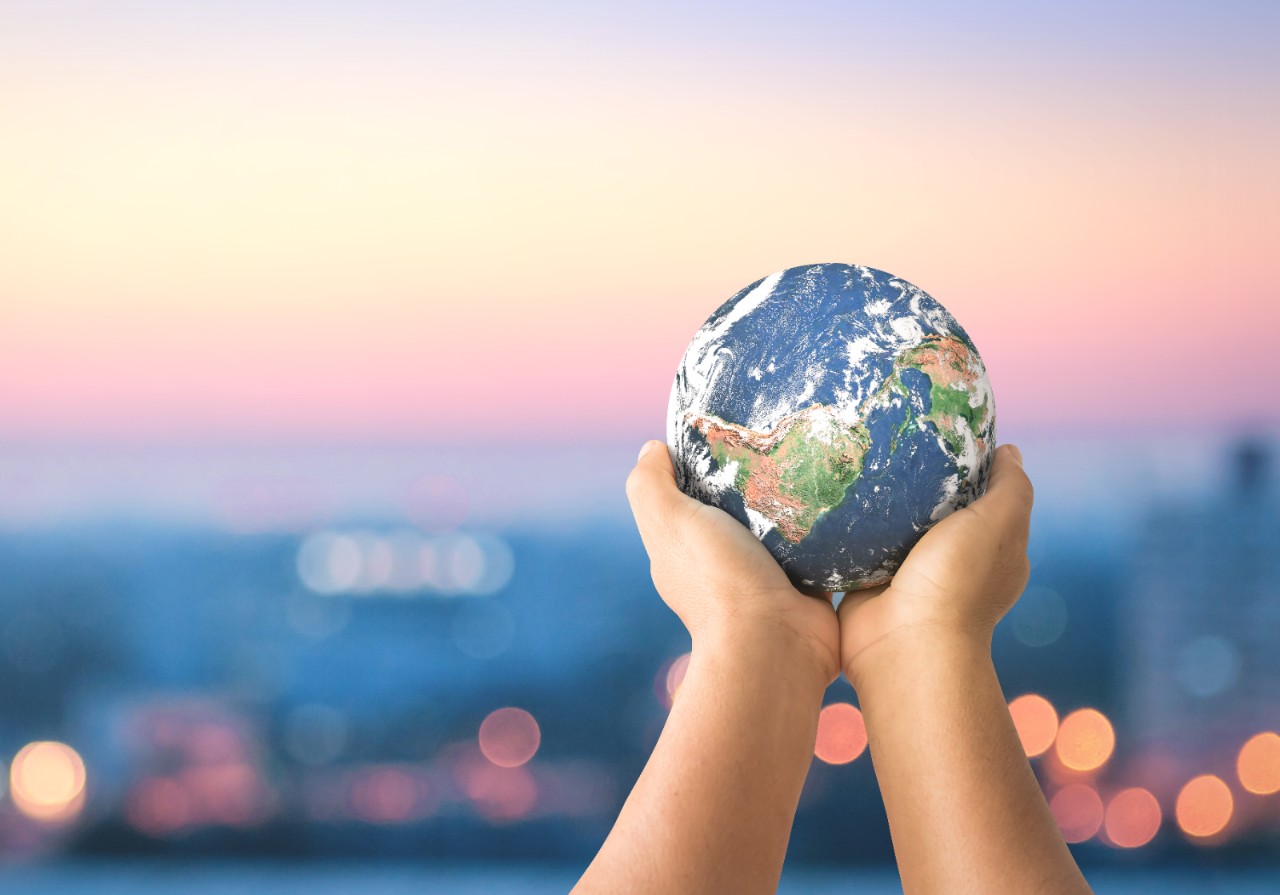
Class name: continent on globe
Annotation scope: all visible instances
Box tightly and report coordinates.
[667,264,997,592]
[685,333,989,546]
[688,403,872,544]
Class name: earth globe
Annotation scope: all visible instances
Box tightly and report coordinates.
[666,263,997,592]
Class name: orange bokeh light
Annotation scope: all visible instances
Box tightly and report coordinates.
[1104,787,1162,848]
[1050,783,1104,843]
[478,707,541,768]
[814,703,868,765]
[8,741,87,823]
[1237,731,1280,795]
[1054,708,1115,772]
[1008,694,1058,758]
[1176,774,1233,839]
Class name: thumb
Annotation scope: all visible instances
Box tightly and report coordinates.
[625,441,698,547]
[969,443,1034,537]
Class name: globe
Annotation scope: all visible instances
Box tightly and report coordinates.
[667,263,997,592]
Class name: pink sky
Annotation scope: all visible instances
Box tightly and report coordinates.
[2,2,1277,444]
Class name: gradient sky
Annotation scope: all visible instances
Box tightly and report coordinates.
[2,1,1277,444]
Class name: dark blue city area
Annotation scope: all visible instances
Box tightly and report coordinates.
[0,435,1277,892]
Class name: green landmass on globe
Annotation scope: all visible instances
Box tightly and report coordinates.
[684,333,991,546]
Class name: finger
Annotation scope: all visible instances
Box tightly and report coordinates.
[968,443,1034,534]
[625,440,697,544]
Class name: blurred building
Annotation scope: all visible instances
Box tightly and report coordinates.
[0,515,684,856]
[1122,437,1280,786]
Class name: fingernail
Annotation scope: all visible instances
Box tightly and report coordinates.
[1006,444,1023,465]
[637,441,659,462]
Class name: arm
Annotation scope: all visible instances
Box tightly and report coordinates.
[572,441,840,895]
[839,444,1092,895]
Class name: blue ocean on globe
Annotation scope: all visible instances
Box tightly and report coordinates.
[667,263,997,591]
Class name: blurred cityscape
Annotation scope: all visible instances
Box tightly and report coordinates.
[0,434,1277,874]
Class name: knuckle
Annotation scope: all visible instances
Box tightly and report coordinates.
[1019,472,1035,506]
[624,467,646,503]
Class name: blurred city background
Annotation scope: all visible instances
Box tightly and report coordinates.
[2,0,1278,892]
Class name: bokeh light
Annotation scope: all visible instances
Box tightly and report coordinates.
[296,528,514,597]
[296,532,362,594]
[468,534,517,595]
[452,600,517,660]
[1008,693,1058,758]
[814,703,868,765]
[8,740,87,823]
[1175,634,1241,698]
[1050,783,1104,843]
[1010,586,1068,648]
[457,759,538,823]
[1055,708,1115,772]
[179,761,264,827]
[1104,787,1162,848]
[659,653,691,708]
[350,765,425,824]
[478,707,541,768]
[352,533,396,591]
[1176,774,1234,839]
[1237,731,1280,795]
[126,777,191,835]
[434,533,516,595]
[441,535,486,593]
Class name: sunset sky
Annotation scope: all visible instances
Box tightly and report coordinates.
[3,1,1277,444]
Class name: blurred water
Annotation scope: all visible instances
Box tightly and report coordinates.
[0,863,1278,894]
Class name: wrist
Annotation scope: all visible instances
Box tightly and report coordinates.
[694,614,834,697]
[844,618,993,694]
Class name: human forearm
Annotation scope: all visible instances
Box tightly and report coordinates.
[850,626,1092,895]
[573,625,827,895]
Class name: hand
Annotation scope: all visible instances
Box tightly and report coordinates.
[626,440,841,686]
[576,440,844,895]
[838,443,1034,686]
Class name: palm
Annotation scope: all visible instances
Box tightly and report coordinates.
[654,502,842,683]
[626,443,845,684]
[839,449,1032,670]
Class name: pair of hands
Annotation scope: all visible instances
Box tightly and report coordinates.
[598,440,1092,895]
[626,440,1034,692]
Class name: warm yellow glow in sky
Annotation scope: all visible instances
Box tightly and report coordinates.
[3,3,1277,440]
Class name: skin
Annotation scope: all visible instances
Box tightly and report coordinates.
[841,444,1093,895]
[572,440,839,895]
[573,441,1092,895]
